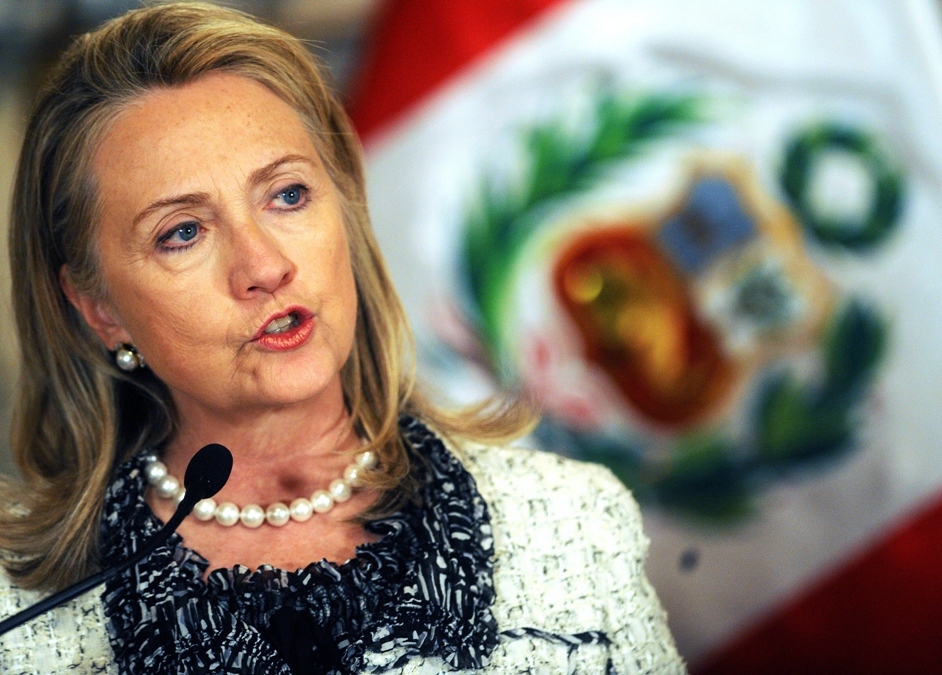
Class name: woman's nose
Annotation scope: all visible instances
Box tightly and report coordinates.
[228,219,296,298]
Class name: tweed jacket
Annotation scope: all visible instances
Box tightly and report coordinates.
[0,443,685,674]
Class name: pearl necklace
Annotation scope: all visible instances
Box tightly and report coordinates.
[142,449,378,528]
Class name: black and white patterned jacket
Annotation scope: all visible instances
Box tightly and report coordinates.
[0,419,684,674]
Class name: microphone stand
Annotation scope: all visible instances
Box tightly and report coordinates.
[0,443,232,638]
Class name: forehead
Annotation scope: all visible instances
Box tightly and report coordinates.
[92,72,320,204]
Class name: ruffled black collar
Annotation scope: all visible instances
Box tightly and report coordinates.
[99,416,499,674]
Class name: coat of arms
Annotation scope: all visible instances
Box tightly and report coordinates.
[444,91,902,523]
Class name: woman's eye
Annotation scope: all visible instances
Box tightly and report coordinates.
[175,223,199,241]
[158,222,201,250]
[273,184,307,209]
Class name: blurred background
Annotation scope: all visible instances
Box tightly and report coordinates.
[3,1,942,673]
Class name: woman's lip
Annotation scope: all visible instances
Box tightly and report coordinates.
[254,314,314,352]
[253,305,313,341]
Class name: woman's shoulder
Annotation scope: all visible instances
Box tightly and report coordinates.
[452,441,687,674]
[457,441,649,595]
[461,439,609,478]
[0,562,116,674]
[460,442,644,540]
[0,553,43,616]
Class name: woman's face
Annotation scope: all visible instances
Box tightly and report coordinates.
[76,73,358,419]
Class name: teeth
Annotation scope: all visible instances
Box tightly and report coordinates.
[263,313,299,335]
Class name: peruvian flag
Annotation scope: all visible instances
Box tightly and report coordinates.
[348,0,942,672]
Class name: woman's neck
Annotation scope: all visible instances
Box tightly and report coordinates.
[146,375,381,573]
[162,376,362,505]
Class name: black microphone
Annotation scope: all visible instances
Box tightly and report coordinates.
[0,443,232,637]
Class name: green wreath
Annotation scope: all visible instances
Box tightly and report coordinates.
[780,123,904,251]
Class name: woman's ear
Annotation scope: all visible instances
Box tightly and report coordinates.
[59,265,131,350]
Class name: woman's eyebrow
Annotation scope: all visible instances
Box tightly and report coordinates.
[247,154,317,188]
[130,155,316,229]
[132,192,211,229]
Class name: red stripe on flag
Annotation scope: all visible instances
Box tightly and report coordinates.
[694,494,942,675]
[346,0,568,142]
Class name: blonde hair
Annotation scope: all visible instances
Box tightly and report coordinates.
[1,2,534,592]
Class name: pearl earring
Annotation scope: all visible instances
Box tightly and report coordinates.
[114,343,145,371]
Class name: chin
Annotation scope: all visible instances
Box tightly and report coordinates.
[256,362,345,408]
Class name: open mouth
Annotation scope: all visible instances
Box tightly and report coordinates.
[262,312,301,335]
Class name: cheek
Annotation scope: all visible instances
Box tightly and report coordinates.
[305,221,358,324]
[110,272,218,352]
[341,264,359,347]
[335,240,359,333]
[325,245,359,351]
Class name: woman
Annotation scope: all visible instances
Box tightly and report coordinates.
[0,3,684,673]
